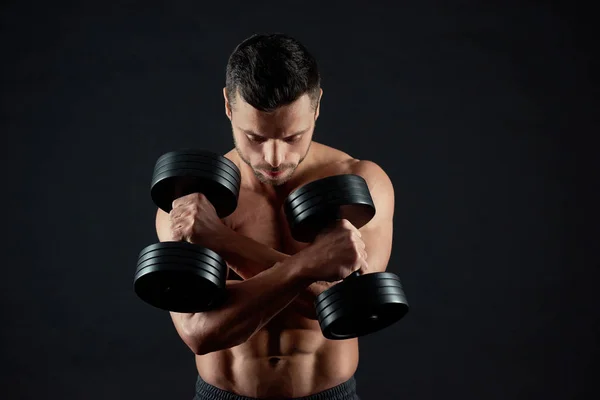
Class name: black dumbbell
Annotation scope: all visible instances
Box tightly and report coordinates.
[284,174,409,339]
[133,150,241,313]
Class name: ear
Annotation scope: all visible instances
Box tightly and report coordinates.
[314,88,323,120]
[223,87,232,120]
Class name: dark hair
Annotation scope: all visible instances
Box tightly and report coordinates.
[225,33,321,112]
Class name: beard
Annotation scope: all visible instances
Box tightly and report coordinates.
[233,135,311,186]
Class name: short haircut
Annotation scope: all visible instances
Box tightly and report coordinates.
[225,33,321,112]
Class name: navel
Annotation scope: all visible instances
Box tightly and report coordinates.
[268,357,282,366]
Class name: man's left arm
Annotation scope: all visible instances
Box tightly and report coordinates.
[294,160,395,314]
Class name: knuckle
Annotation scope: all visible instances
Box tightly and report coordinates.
[195,193,207,202]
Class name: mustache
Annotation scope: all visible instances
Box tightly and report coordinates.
[257,165,294,172]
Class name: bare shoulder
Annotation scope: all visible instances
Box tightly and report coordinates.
[309,142,394,192]
[223,149,242,172]
[348,159,394,193]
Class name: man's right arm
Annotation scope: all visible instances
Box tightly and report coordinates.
[155,209,315,356]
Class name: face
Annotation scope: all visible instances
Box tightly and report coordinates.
[224,89,321,186]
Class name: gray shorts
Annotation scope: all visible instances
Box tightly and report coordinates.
[193,375,361,400]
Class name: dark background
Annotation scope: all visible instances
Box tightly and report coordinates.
[1,0,598,399]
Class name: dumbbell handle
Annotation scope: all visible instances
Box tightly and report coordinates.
[346,271,361,279]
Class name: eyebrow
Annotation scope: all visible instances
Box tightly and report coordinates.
[239,127,310,138]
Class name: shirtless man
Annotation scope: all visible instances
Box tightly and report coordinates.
[155,33,395,399]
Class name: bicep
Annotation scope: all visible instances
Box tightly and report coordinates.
[353,161,395,273]
[155,208,173,242]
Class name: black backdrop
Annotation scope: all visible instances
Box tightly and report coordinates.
[1,1,598,399]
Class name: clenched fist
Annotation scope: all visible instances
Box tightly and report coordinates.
[168,193,228,250]
[298,219,368,283]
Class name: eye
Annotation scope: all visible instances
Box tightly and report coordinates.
[247,135,266,143]
[284,134,302,143]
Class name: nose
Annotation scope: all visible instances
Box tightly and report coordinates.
[264,140,283,169]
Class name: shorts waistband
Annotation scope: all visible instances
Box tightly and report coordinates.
[193,375,359,400]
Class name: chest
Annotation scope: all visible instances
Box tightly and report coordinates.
[226,188,309,256]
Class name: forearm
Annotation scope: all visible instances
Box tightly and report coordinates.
[290,280,341,318]
[212,227,289,277]
[211,227,333,319]
[172,257,312,355]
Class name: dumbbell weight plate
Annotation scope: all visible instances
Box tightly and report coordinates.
[151,168,238,216]
[135,242,227,281]
[291,192,375,221]
[134,242,227,313]
[153,156,241,186]
[153,163,240,191]
[287,194,376,243]
[152,166,240,201]
[138,247,227,271]
[285,182,372,216]
[286,174,368,205]
[155,150,241,180]
[151,150,240,216]
[315,273,409,339]
[284,174,376,243]
[314,275,405,317]
[136,250,225,280]
[137,241,226,262]
[285,179,369,215]
[134,264,226,313]
[135,256,224,284]
[314,274,406,316]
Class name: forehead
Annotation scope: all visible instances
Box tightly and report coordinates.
[233,93,314,135]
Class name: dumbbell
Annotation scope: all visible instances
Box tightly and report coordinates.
[133,149,241,313]
[283,174,409,339]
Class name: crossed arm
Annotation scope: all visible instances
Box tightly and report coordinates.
[160,161,395,354]
[212,161,396,318]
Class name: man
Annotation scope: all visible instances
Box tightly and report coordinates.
[155,33,395,399]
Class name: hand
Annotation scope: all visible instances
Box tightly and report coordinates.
[169,193,228,250]
[298,219,368,282]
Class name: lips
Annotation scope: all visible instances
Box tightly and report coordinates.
[263,170,284,177]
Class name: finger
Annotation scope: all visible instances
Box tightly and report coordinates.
[172,194,195,210]
[345,222,361,238]
[171,207,193,222]
[170,221,181,235]
[169,207,181,219]
[193,192,208,202]
[360,259,369,274]
[172,199,184,210]
[340,219,355,230]
[181,207,194,218]
[170,226,183,241]
[169,209,183,223]
[356,236,366,249]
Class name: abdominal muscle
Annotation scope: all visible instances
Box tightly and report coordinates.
[195,308,359,398]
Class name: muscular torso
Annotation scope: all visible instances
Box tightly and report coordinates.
[195,142,360,398]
